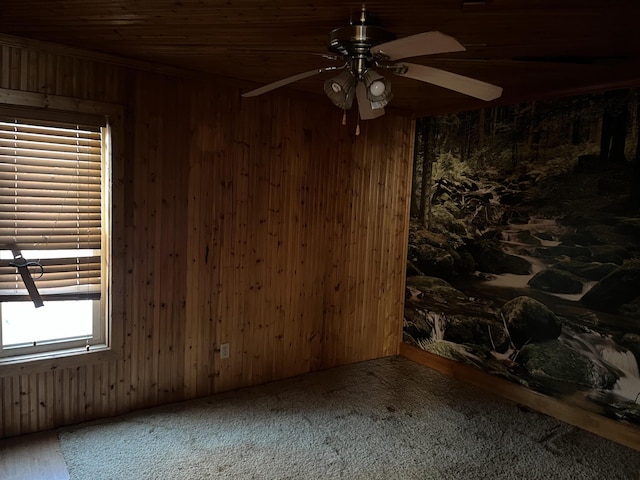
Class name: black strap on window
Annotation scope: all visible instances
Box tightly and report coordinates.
[9,248,44,308]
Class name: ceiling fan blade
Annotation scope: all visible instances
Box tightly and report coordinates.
[229,49,340,61]
[397,63,503,101]
[241,66,343,97]
[356,83,385,120]
[371,31,466,61]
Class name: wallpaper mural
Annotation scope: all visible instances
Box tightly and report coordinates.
[403,88,640,426]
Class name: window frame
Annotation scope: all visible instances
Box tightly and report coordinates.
[0,88,124,374]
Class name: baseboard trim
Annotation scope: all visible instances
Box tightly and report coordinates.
[400,342,640,452]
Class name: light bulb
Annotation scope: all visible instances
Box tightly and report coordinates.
[369,80,385,97]
[331,82,342,93]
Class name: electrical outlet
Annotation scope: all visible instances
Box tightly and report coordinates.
[220,343,230,359]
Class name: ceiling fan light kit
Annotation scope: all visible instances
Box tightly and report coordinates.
[362,69,393,109]
[241,7,503,131]
[324,70,356,110]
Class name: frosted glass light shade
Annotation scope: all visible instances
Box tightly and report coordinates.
[369,80,386,96]
[324,70,356,110]
[362,70,392,109]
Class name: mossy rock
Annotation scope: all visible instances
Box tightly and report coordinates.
[586,225,637,249]
[450,249,476,275]
[560,231,599,246]
[588,245,632,265]
[405,276,467,301]
[528,268,584,294]
[554,260,618,281]
[517,340,616,394]
[402,331,420,348]
[500,296,562,348]
[515,230,542,246]
[536,244,591,259]
[581,260,640,313]
[468,240,532,275]
[614,217,640,236]
[408,243,456,280]
[444,314,510,352]
[403,308,434,339]
[410,228,448,249]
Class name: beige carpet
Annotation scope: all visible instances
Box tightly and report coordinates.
[58,356,640,479]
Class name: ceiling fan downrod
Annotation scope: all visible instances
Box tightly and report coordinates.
[327,7,395,80]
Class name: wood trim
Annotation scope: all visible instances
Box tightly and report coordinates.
[0,33,201,80]
[400,342,640,452]
[0,33,259,95]
[0,87,122,118]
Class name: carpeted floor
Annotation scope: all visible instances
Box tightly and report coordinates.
[58,356,640,480]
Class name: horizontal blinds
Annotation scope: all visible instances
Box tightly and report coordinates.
[0,118,102,301]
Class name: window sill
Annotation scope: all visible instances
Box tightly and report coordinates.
[0,344,121,377]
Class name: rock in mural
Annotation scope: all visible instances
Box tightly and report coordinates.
[499,296,562,348]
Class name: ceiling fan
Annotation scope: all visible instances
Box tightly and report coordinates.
[241,7,503,124]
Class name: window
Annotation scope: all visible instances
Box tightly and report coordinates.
[0,108,112,362]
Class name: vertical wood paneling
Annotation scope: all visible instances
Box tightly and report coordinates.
[0,39,414,438]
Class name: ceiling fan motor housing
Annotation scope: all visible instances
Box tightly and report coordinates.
[328,24,396,78]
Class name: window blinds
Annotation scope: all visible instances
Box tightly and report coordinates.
[0,116,103,301]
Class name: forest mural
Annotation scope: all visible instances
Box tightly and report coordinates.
[403,88,640,427]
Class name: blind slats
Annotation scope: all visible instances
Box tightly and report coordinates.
[0,276,102,290]
[0,195,100,207]
[0,219,100,230]
[0,155,101,170]
[0,212,101,222]
[0,149,101,162]
[0,130,101,146]
[0,203,100,218]
[0,142,100,155]
[0,181,100,192]
[0,174,101,188]
[0,136,100,149]
[0,121,101,138]
[1,256,98,270]
[0,117,104,301]
[0,162,101,178]
[1,226,100,237]
[0,237,101,249]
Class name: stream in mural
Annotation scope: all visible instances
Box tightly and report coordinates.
[457,218,640,402]
[403,89,640,426]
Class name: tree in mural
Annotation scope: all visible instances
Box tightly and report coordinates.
[632,92,640,207]
[599,89,629,166]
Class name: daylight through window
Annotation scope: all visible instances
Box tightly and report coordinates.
[0,112,111,360]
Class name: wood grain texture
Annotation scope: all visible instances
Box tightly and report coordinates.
[400,343,640,452]
[0,40,413,438]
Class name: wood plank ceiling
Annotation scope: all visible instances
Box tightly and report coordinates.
[1,0,640,116]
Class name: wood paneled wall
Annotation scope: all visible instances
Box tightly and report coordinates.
[0,40,414,437]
